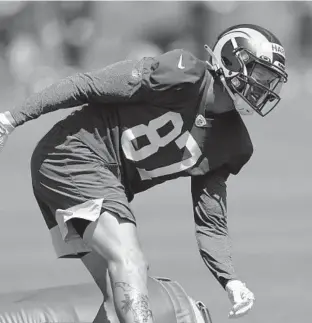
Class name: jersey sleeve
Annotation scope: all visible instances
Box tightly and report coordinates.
[10,59,144,126]
[10,49,207,126]
[191,167,238,289]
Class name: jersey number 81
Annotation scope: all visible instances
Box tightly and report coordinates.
[121,111,203,180]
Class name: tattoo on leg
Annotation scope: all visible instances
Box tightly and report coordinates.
[115,282,153,323]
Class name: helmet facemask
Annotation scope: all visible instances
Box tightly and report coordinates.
[228,48,287,116]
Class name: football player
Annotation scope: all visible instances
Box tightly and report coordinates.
[0,24,287,322]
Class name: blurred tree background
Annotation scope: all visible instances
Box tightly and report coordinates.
[0,1,309,98]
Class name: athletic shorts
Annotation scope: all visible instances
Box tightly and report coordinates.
[31,125,135,258]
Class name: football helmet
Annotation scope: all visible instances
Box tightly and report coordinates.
[205,24,288,116]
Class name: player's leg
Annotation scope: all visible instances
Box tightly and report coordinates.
[31,133,153,323]
[80,212,153,323]
[79,248,117,323]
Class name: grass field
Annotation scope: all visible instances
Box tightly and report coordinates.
[0,69,310,323]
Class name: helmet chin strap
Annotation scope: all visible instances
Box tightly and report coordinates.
[204,45,254,116]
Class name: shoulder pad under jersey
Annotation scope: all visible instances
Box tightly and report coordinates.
[140,49,208,107]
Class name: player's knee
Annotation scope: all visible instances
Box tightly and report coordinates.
[108,248,149,278]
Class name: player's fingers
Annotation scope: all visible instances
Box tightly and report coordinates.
[228,302,253,319]
[228,299,254,319]
[235,299,254,316]
[242,290,255,301]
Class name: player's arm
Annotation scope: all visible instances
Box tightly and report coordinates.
[191,167,255,318]
[7,49,206,128]
[8,59,146,127]
[0,59,147,148]
[0,49,207,149]
[191,167,236,289]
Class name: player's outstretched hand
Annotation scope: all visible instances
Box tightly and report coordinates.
[226,280,255,319]
[0,112,15,151]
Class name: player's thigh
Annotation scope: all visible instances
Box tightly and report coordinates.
[82,211,147,271]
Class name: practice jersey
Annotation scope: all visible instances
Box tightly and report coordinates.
[13,49,252,198]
